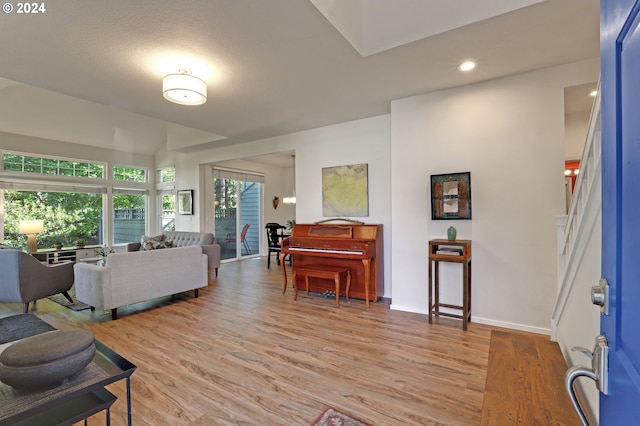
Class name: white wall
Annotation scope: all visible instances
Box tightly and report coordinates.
[390,58,599,332]
[159,115,393,296]
[565,111,590,160]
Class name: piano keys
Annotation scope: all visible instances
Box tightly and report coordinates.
[280,221,383,307]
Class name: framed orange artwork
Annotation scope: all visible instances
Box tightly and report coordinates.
[431,172,471,220]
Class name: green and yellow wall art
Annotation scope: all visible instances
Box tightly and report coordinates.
[322,163,369,217]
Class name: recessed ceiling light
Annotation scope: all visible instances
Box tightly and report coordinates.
[458,61,477,72]
[588,90,597,97]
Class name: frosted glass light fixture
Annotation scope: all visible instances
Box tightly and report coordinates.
[163,68,207,106]
[19,219,44,252]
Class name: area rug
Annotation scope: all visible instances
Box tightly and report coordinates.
[311,408,371,426]
[0,314,56,344]
[47,287,90,311]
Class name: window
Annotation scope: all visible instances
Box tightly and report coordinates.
[113,165,146,183]
[2,189,104,249]
[2,153,104,178]
[0,151,152,248]
[157,166,176,232]
[160,193,176,231]
[158,166,175,184]
[113,191,147,244]
[212,168,263,261]
[112,165,149,243]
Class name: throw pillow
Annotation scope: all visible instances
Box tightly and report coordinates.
[141,238,173,250]
[140,234,165,250]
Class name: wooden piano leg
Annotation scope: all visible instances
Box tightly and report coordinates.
[345,270,351,303]
[362,259,371,309]
[280,253,288,294]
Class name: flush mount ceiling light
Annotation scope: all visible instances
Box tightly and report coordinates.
[163,68,207,106]
[457,61,477,72]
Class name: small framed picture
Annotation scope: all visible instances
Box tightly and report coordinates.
[177,190,194,215]
[431,172,471,220]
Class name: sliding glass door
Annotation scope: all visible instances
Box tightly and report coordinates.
[213,169,262,261]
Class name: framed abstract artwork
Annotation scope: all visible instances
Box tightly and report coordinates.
[431,172,471,220]
[322,163,369,217]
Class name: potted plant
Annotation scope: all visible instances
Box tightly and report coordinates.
[286,219,296,230]
[94,247,114,258]
[54,242,63,250]
[76,239,85,248]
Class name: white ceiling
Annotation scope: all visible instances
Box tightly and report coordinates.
[310,0,544,56]
[0,0,599,158]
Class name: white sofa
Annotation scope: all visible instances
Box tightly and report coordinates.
[127,231,220,276]
[73,245,207,320]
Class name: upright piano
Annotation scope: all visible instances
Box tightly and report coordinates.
[280,221,383,307]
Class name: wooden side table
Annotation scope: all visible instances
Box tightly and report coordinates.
[428,239,472,330]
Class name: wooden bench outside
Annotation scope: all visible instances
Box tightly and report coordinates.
[292,265,351,307]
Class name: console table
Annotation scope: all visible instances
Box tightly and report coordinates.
[428,239,472,330]
[32,245,102,265]
[0,314,136,425]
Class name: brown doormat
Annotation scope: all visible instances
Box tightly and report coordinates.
[311,407,371,426]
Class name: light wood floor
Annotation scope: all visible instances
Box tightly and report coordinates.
[0,258,563,425]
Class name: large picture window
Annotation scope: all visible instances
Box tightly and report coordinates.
[2,189,104,249]
[0,151,151,248]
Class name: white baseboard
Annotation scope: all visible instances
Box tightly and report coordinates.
[389,304,551,336]
[472,316,551,335]
[389,304,427,314]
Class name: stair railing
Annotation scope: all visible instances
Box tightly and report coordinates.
[551,81,602,340]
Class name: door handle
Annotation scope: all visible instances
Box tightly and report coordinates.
[565,335,609,426]
[591,278,609,315]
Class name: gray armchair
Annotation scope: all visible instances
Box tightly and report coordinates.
[0,249,75,313]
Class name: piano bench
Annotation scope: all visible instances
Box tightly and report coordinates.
[292,266,351,307]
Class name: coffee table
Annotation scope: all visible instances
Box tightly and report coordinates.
[0,314,136,426]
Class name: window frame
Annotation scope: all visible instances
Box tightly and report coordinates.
[0,150,154,247]
[156,166,176,234]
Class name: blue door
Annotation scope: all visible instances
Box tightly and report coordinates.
[600,0,640,422]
